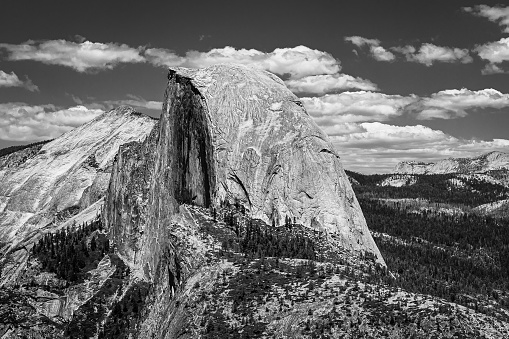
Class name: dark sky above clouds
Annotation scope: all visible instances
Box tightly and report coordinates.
[1,0,508,173]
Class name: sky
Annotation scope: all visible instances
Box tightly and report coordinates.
[1,0,509,173]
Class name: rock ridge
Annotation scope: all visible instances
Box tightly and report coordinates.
[104,63,385,281]
[0,107,156,285]
[394,151,509,174]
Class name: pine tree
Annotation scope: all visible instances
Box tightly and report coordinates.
[91,236,97,252]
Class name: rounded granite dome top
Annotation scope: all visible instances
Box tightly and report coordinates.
[168,63,292,98]
[167,64,304,128]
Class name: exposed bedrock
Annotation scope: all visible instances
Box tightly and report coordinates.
[104,64,384,280]
[0,107,156,287]
[105,74,215,279]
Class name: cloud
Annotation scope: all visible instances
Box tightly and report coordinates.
[103,94,163,111]
[393,43,472,66]
[145,45,341,79]
[370,45,396,62]
[318,121,368,137]
[410,88,509,120]
[68,94,83,105]
[344,36,395,62]
[0,70,38,91]
[285,74,378,95]
[481,63,505,75]
[333,122,456,149]
[0,103,103,141]
[0,39,349,90]
[301,91,416,124]
[475,37,509,74]
[330,122,509,173]
[143,48,185,68]
[300,87,509,138]
[344,36,380,48]
[345,37,472,66]
[464,5,509,33]
[0,39,144,72]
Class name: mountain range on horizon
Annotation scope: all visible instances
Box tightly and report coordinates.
[394,151,509,175]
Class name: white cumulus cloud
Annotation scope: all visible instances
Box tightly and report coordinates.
[0,103,104,141]
[145,45,341,80]
[302,91,416,123]
[475,37,509,74]
[0,39,144,72]
[345,37,472,66]
[0,40,361,94]
[0,70,38,91]
[330,122,509,173]
[411,88,509,120]
[103,94,163,111]
[392,43,472,66]
[300,87,509,139]
[344,36,395,62]
[285,73,378,95]
[464,5,509,33]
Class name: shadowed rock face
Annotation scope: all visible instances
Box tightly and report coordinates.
[105,75,214,280]
[105,64,384,280]
[164,74,215,207]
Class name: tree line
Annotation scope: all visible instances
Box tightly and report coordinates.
[359,198,509,315]
[347,170,509,207]
[32,218,111,283]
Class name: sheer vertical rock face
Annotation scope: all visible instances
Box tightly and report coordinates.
[105,75,216,278]
[105,64,384,277]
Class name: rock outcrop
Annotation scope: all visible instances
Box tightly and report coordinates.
[0,107,156,285]
[394,151,509,175]
[104,64,384,281]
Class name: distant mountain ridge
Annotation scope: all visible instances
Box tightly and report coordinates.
[394,151,509,174]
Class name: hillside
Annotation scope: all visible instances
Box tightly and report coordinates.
[346,168,509,335]
[2,203,508,338]
[0,106,156,286]
[394,151,509,175]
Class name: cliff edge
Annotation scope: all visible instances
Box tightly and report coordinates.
[104,64,384,279]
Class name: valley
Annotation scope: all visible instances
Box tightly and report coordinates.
[346,165,509,331]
